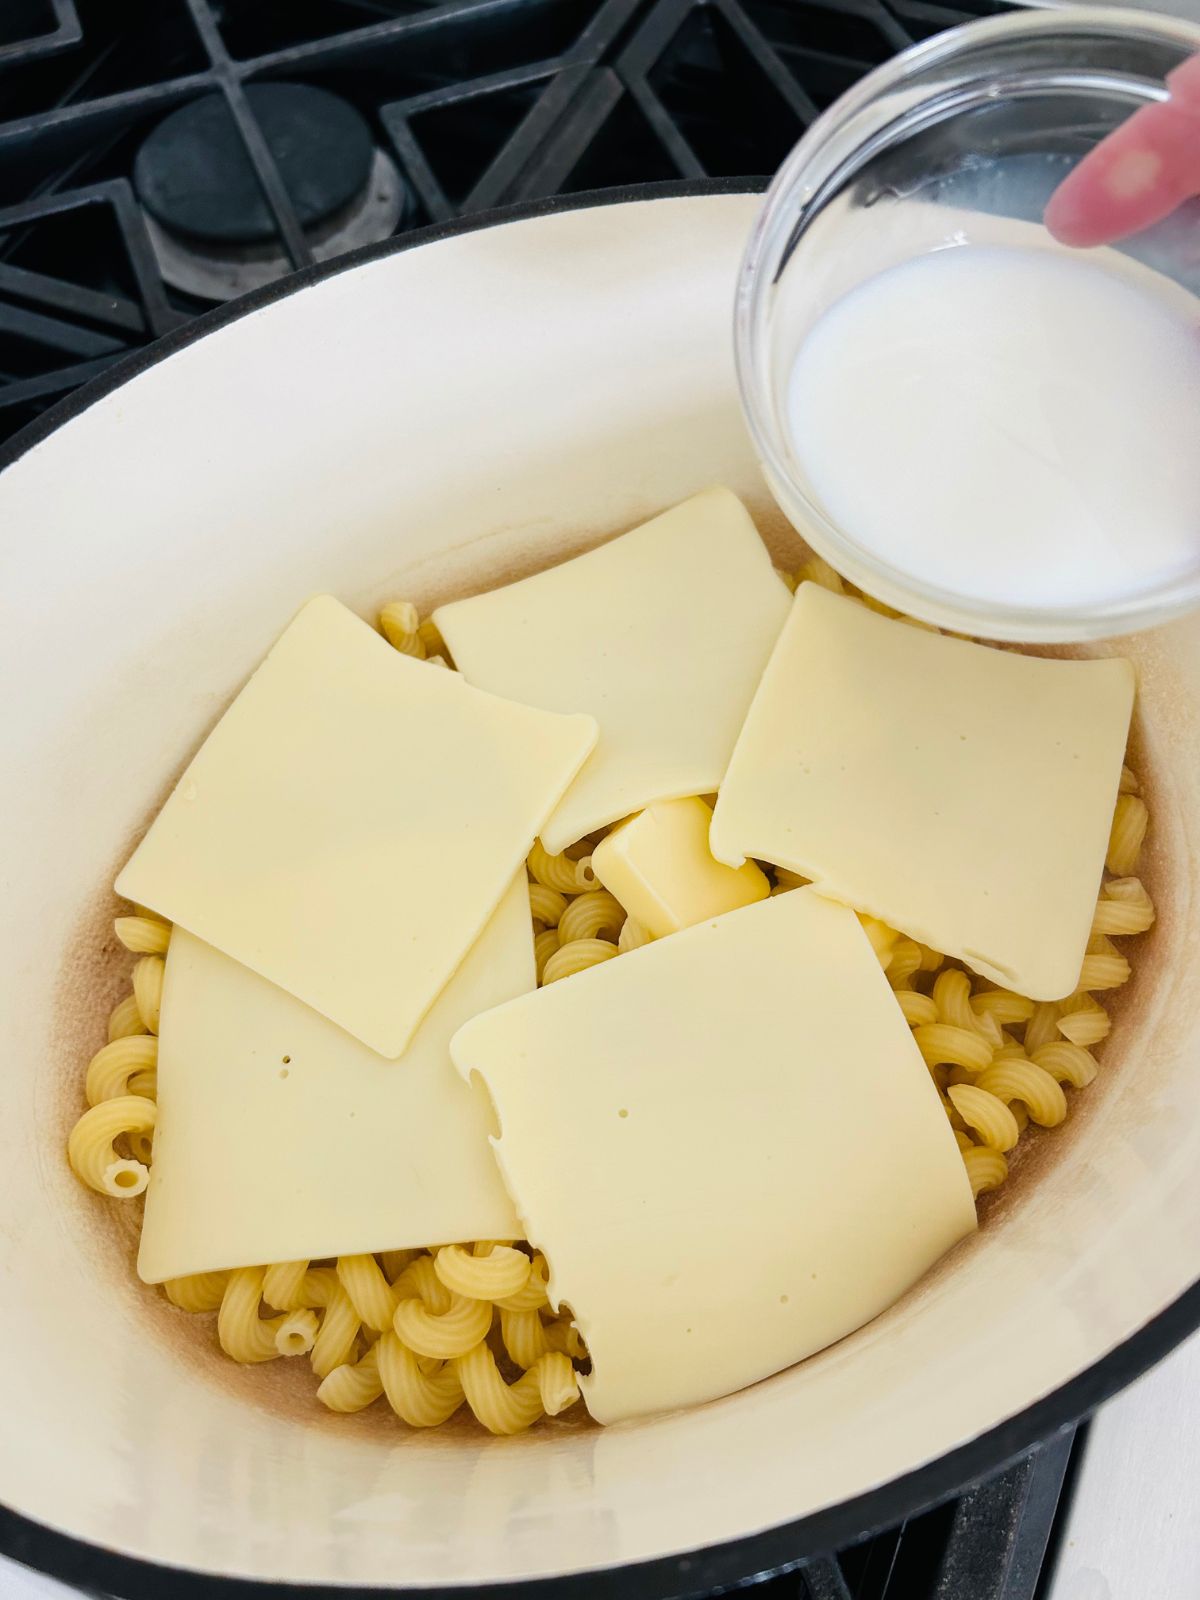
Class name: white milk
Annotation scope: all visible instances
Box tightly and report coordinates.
[785,243,1200,610]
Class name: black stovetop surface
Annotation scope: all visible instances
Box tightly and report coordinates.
[1,3,1082,1597]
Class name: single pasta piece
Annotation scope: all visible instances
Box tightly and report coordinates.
[163,1271,229,1313]
[887,939,923,989]
[953,1129,974,1153]
[376,1332,465,1428]
[1031,1041,1100,1089]
[107,992,146,1042]
[963,1144,1008,1197]
[1076,951,1132,991]
[263,1260,312,1311]
[454,1343,548,1435]
[434,1243,530,1302]
[1023,1002,1063,1054]
[318,1344,385,1413]
[795,555,844,593]
[933,969,995,1040]
[1056,1003,1111,1048]
[533,929,560,983]
[896,990,938,1028]
[114,914,171,955]
[379,600,425,657]
[495,1253,550,1312]
[528,840,591,895]
[85,1034,158,1105]
[1119,764,1140,794]
[336,1254,398,1333]
[311,1285,363,1379]
[535,1351,582,1416]
[1092,877,1155,937]
[127,1068,157,1100]
[1107,794,1148,875]
[947,1084,1021,1152]
[392,1291,492,1360]
[917,943,945,972]
[617,917,653,953]
[541,938,618,985]
[971,989,1036,1026]
[218,1267,289,1363]
[67,1095,156,1197]
[974,1061,1068,1127]
[558,890,625,945]
[912,1024,994,1073]
[528,882,568,927]
[276,1309,320,1357]
[131,955,165,1033]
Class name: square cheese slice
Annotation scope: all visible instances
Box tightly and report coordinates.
[432,487,791,853]
[710,584,1135,1000]
[138,874,530,1283]
[451,889,976,1424]
[116,595,596,1057]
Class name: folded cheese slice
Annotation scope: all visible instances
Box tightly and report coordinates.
[433,487,791,853]
[710,583,1135,1000]
[138,874,530,1284]
[451,888,976,1424]
[117,595,596,1057]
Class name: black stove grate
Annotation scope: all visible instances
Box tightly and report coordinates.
[0,0,1019,444]
[2,3,1083,1597]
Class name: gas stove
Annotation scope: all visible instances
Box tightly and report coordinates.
[0,3,1196,1598]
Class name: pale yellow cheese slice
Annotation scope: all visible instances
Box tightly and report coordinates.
[138,875,530,1283]
[592,796,768,938]
[451,889,976,1424]
[116,595,596,1057]
[710,584,1135,1000]
[432,487,791,853]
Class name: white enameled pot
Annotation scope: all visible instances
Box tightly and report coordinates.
[0,183,1197,1599]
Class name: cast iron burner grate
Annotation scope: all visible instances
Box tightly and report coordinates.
[0,2,1082,1596]
[0,0,1020,445]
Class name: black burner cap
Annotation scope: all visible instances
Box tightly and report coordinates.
[135,84,375,246]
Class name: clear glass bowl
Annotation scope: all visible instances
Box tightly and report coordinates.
[734,5,1200,641]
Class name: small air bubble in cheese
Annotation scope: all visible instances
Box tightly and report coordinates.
[591,796,768,938]
[432,487,791,853]
[116,595,596,1057]
[451,888,976,1424]
[137,875,531,1284]
[710,583,1135,1000]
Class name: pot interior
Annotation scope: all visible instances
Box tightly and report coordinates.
[0,190,1197,1591]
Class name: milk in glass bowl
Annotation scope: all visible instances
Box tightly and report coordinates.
[735,7,1200,642]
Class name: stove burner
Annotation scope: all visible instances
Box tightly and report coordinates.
[133,84,408,302]
[136,84,374,245]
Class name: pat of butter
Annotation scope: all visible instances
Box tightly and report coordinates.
[592,796,768,937]
[451,889,975,1424]
[116,595,596,1058]
[138,875,530,1283]
[433,487,791,853]
[710,583,1135,1000]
